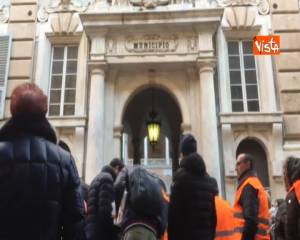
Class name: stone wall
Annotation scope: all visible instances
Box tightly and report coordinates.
[7,0,37,117]
[271,0,300,145]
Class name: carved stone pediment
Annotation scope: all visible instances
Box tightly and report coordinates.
[50,12,80,34]
[217,0,270,15]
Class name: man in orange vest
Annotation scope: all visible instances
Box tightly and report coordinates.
[234,153,270,240]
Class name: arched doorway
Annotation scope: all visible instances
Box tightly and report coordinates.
[122,86,182,190]
[236,138,270,189]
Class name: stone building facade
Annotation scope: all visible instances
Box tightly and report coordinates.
[0,0,299,203]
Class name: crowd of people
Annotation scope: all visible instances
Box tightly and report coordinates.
[0,82,299,240]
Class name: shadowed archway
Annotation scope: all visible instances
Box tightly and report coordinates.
[236,138,270,188]
[122,86,183,186]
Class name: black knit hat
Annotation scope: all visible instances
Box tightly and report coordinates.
[285,156,300,185]
[180,134,197,156]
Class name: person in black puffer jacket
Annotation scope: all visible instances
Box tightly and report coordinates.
[114,166,168,240]
[283,156,300,240]
[85,158,124,240]
[168,134,216,240]
[0,83,85,240]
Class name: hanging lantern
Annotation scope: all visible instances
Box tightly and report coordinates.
[146,110,161,146]
[146,79,161,147]
[146,105,160,147]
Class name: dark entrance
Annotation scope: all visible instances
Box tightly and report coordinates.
[236,138,270,188]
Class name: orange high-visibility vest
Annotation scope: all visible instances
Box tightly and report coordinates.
[215,196,239,240]
[161,189,169,240]
[161,231,168,240]
[288,180,300,203]
[234,176,270,240]
[84,200,88,215]
[161,189,170,203]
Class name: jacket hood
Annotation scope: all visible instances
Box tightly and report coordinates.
[0,116,57,144]
[102,165,117,181]
[179,152,206,176]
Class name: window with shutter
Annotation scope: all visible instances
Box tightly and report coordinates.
[0,34,12,118]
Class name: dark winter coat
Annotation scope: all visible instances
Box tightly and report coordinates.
[285,191,300,240]
[274,200,286,240]
[0,116,85,240]
[168,153,217,240]
[114,167,168,238]
[114,167,129,214]
[85,165,119,240]
[237,170,260,240]
[81,181,89,202]
[285,160,300,240]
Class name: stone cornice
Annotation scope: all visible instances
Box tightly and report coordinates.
[181,123,192,134]
[88,60,108,73]
[113,125,123,137]
[219,112,283,124]
[80,8,224,35]
[196,57,216,71]
[48,115,87,128]
[46,33,82,44]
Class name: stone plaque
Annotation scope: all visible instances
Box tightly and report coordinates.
[125,34,178,53]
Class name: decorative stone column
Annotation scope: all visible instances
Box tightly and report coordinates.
[271,122,285,200]
[85,31,108,183]
[197,60,222,188]
[271,122,284,176]
[113,125,123,159]
[221,124,235,177]
[85,65,106,183]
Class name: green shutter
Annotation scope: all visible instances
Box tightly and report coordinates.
[0,34,12,118]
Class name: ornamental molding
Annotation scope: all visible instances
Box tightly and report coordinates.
[129,0,170,9]
[217,0,270,15]
[106,38,117,54]
[0,4,9,23]
[187,36,198,52]
[38,0,93,23]
[125,34,178,53]
[106,34,198,55]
